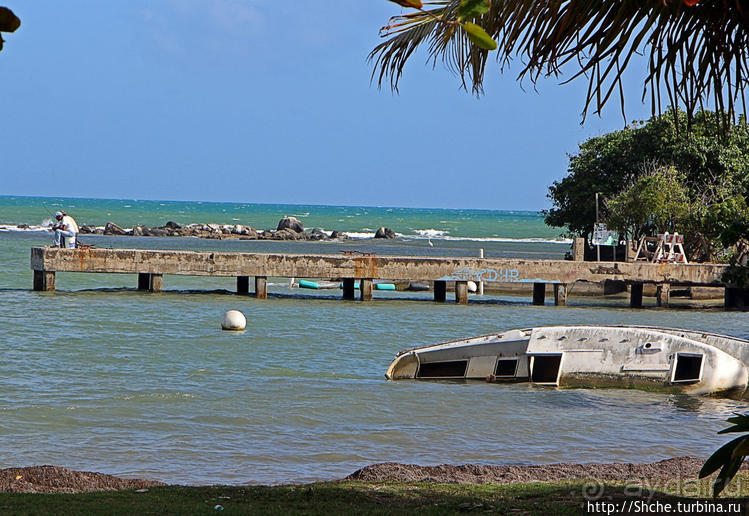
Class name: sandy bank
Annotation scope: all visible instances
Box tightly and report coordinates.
[0,457,730,493]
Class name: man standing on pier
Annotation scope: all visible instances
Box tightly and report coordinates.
[52,211,79,248]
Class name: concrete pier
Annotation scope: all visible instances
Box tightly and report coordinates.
[30,247,738,309]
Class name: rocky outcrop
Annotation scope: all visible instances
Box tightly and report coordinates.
[103,222,127,236]
[277,216,304,233]
[374,227,396,239]
[79,221,347,241]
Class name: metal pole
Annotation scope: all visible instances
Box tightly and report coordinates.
[595,193,601,262]
[478,248,484,296]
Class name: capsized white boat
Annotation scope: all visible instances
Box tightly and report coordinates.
[385,326,749,396]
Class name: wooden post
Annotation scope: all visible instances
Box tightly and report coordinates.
[237,276,250,295]
[342,278,356,300]
[138,273,150,291]
[572,238,585,261]
[33,270,55,292]
[630,283,644,308]
[149,273,163,293]
[554,284,567,306]
[455,281,468,304]
[532,283,546,305]
[255,276,268,299]
[360,279,373,301]
[656,283,670,308]
[434,280,447,302]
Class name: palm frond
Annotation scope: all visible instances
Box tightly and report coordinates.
[372,0,749,125]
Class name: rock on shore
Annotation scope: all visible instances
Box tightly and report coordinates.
[347,457,725,485]
[0,465,164,494]
[80,218,350,241]
[374,227,396,239]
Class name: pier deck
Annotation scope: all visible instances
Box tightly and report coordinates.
[30,247,745,309]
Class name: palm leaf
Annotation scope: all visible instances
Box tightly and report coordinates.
[699,435,747,478]
[372,0,749,125]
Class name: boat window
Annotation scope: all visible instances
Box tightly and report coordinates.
[418,360,468,378]
[673,354,703,383]
[530,355,562,384]
[495,359,518,377]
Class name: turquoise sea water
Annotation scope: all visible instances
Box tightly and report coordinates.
[1,196,749,485]
[0,195,566,243]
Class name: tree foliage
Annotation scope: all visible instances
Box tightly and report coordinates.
[606,166,689,242]
[544,109,749,261]
[374,0,749,125]
[0,6,19,51]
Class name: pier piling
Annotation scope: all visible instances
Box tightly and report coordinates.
[33,270,55,292]
[255,276,268,299]
[656,283,670,308]
[342,278,356,300]
[137,273,162,292]
[434,280,447,302]
[455,281,468,304]
[138,273,150,291]
[360,279,373,301]
[237,276,250,295]
[554,284,567,306]
[532,283,546,305]
[630,283,644,308]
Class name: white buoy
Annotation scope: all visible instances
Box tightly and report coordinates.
[221,310,246,331]
[467,281,478,293]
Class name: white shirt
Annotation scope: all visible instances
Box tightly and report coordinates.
[61,215,79,234]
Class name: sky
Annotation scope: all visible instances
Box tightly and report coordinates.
[1,1,654,211]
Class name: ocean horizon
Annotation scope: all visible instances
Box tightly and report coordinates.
[0,194,570,245]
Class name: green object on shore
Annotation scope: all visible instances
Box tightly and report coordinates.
[298,280,319,289]
[375,283,395,290]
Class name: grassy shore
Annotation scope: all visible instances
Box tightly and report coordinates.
[1,477,747,515]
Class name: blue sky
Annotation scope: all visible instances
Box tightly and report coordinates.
[2,1,652,210]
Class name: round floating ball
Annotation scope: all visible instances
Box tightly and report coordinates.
[467,281,478,293]
[221,310,246,331]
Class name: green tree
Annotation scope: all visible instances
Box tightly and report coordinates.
[376,0,749,125]
[544,108,749,260]
[605,166,689,242]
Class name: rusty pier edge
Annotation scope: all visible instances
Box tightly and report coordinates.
[29,247,746,310]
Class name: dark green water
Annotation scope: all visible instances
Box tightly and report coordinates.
[1,201,749,485]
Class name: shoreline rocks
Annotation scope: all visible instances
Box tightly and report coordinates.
[374,227,396,239]
[79,218,352,242]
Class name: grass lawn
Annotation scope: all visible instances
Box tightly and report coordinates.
[0,478,747,515]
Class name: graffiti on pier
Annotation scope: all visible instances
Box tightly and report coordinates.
[439,266,519,283]
[439,266,560,284]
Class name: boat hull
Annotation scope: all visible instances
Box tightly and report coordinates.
[385,326,749,396]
